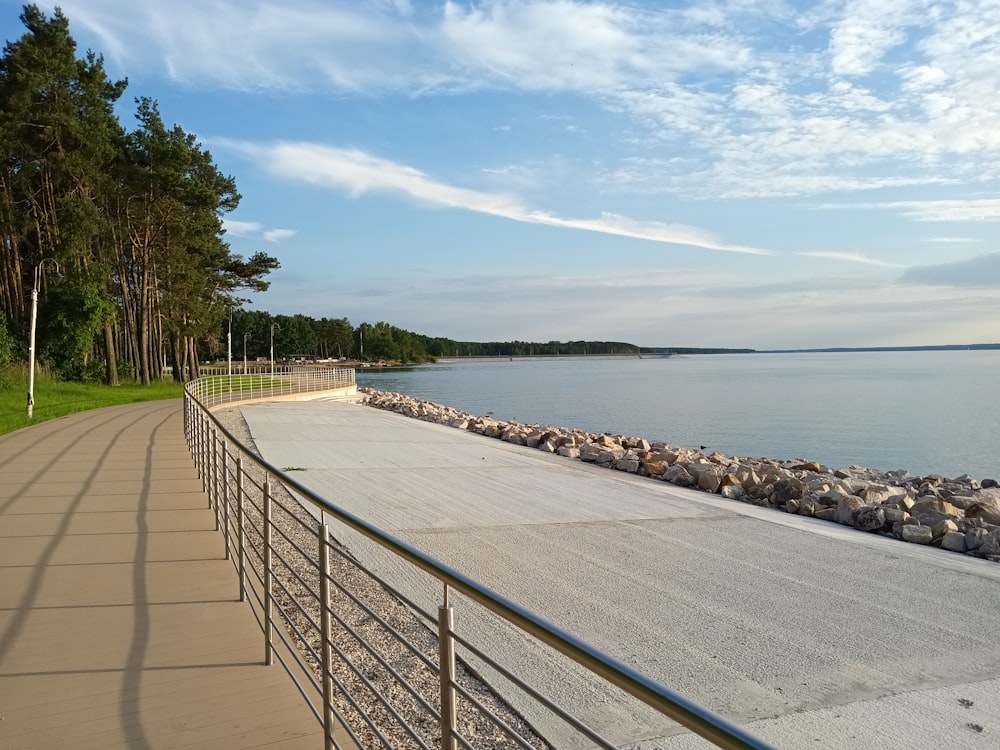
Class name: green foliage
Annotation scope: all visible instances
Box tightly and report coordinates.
[0,314,15,366]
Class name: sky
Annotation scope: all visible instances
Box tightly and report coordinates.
[3,0,999,349]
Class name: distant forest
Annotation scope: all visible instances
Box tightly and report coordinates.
[222,309,753,365]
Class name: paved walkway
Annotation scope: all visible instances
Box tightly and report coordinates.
[240,399,1000,750]
[0,400,321,750]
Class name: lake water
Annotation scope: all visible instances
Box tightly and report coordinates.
[356,350,999,482]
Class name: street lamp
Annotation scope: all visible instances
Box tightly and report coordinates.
[227,308,232,394]
[270,322,280,379]
[243,332,249,374]
[27,258,60,419]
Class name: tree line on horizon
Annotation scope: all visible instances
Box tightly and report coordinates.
[224,309,644,364]
[0,5,277,385]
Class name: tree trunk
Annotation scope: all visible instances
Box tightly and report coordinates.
[103,322,119,385]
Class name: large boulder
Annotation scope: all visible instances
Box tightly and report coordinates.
[835,495,866,525]
[901,525,934,544]
[854,505,886,532]
[686,463,722,493]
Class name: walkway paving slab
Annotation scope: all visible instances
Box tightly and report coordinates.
[0,400,322,750]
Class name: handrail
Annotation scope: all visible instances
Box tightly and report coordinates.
[183,371,776,750]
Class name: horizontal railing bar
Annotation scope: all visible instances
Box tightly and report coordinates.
[319,593,441,720]
[322,626,435,750]
[450,681,540,750]
[449,625,614,746]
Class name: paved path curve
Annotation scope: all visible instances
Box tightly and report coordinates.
[0,400,321,750]
[241,399,1000,750]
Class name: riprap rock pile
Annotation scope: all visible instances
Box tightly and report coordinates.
[361,388,1000,562]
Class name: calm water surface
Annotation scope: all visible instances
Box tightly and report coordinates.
[357,351,999,481]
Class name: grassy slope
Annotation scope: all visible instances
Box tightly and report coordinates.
[0,373,185,436]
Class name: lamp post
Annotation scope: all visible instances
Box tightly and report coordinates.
[243,332,249,374]
[270,323,280,379]
[227,308,233,394]
[27,259,60,419]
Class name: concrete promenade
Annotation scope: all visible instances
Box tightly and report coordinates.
[0,400,321,750]
[240,399,1000,749]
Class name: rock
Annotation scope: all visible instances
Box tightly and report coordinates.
[982,479,998,489]
[883,507,908,525]
[814,507,836,521]
[835,495,866,526]
[578,444,602,462]
[966,527,990,551]
[643,460,670,476]
[720,485,746,500]
[931,519,959,541]
[909,498,960,518]
[597,449,626,465]
[941,532,967,553]
[687,463,722,493]
[902,525,934,544]
[863,484,907,505]
[966,502,1000,526]
[557,445,580,459]
[663,464,696,487]
[855,506,886,532]
[771,479,806,506]
[980,529,1000,557]
[785,498,800,514]
[615,458,641,474]
[789,461,823,472]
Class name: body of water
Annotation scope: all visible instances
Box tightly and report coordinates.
[356,350,999,481]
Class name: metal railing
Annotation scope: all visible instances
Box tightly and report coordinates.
[183,375,776,750]
[188,365,357,407]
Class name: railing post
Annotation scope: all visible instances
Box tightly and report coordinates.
[222,437,230,559]
[438,585,458,750]
[263,474,274,666]
[211,428,220,528]
[237,455,246,602]
[319,520,336,750]
[198,414,207,491]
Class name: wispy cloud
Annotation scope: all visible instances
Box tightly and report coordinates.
[814,198,1000,222]
[44,0,1000,201]
[223,218,295,241]
[799,251,906,268]
[228,140,772,254]
[263,228,297,242]
[899,253,1000,287]
[223,219,263,237]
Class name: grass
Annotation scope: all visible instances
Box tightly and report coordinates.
[0,368,185,436]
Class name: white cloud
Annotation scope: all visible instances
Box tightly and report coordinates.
[829,0,915,77]
[888,199,1000,222]
[263,228,297,242]
[223,219,263,236]
[229,140,772,254]
[37,1,1000,206]
[224,218,295,241]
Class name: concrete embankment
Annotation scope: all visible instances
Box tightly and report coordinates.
[361,388,1000,563]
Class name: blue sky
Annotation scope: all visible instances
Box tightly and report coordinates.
[4,0,999,348]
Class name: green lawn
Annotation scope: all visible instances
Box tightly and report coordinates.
[0,372,185,436]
